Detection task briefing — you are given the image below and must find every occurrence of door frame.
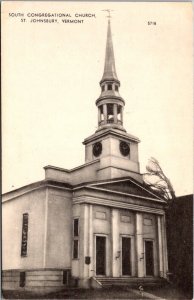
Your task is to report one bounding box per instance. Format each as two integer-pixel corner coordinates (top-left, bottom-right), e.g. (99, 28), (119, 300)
(144, 239), (155, 277)
(94, 234), (108, 276)
(120, 235), (135, 277)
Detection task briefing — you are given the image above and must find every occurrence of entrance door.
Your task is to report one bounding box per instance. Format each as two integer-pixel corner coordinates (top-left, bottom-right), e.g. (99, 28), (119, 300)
(122, 237), (131, 276)
(96, 236), (106, 275)
(145, 240), (154, 276)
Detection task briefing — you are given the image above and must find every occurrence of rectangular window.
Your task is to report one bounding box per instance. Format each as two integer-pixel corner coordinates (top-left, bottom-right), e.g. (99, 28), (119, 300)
(74, 219), (79, 237)
(73, 218), (79, 259)
(21, 213), (29, 257)
(73, 240), (79, 259)
(19, 272), (26, 287)
(115, 85), (118, 91)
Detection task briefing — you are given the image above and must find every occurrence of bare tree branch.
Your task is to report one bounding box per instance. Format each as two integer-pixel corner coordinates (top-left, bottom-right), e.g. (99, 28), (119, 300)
(143, 157), (176, 205)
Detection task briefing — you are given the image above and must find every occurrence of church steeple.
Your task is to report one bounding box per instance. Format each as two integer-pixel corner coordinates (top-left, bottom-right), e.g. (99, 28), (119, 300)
(96, 19), (125, 133)
(83, 18), (140, 180)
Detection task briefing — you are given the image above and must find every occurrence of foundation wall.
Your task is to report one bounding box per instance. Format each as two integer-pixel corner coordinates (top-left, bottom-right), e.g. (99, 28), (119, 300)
(2, 269), (71, 292)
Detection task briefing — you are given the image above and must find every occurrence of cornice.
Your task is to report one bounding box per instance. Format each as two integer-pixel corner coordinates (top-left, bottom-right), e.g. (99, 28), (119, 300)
(73, 195), (165, 215)
(85, 186), (165, 203)
(96, 95), (125, 106)
(2, 180), (72, 203)
(83, 128), (140, 145)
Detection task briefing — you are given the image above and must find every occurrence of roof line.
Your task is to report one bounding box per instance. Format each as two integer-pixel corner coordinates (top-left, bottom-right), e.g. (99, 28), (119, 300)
(129, 178), (163, 200)
(44, 159), (99, 172)
(88, 177), (163, 201)
(2, 180), (72, 200)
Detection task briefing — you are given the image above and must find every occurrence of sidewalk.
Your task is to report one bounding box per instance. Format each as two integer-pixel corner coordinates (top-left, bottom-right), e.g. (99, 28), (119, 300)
(144, 286), (192, 300)
(2, 285), (192, 300)
(129, 288), (167, 300)
(2, 287), (150, 299)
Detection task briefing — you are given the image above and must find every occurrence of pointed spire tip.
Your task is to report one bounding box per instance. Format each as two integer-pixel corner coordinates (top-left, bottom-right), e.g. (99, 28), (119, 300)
(101, 18), (118, 83)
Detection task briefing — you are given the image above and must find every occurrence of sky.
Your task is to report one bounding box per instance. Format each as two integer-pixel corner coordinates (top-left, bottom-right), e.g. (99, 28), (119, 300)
(2, 1), (193, 196)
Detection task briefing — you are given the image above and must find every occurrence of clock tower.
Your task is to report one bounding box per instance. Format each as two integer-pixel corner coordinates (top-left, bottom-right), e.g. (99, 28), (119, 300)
(83, 20), (142, 183)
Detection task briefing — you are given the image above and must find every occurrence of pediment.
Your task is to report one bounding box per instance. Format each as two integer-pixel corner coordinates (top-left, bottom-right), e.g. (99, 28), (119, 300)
(88, 178), (161, 200)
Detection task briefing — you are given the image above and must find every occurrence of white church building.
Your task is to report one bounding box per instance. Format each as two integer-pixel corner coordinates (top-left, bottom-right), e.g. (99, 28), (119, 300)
(2, 20), (168, 292)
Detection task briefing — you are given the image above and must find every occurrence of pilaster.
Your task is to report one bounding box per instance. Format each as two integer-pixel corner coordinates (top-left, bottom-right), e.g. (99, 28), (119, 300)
(135, 212), (144, 277)
(157, 215), (164, 277)
(161, 214), (168, 278)
(81, 204), (89, 279)
(111, 209), (120, 277)
(43, 188), (49, 268)
(88, 205), (93, 277)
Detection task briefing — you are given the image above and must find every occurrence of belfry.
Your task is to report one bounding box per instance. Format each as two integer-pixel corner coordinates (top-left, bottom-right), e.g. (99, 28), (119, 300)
(2, 18), (168, 292)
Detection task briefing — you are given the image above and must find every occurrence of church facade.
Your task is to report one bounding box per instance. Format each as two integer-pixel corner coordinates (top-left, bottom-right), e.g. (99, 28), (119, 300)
(2, 20), (168, 292)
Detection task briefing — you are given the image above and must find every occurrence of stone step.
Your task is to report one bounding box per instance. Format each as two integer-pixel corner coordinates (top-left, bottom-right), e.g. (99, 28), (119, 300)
(95, 277), (166, 288)
(99, 282), (163, 287)
(96, 277), (162, 282)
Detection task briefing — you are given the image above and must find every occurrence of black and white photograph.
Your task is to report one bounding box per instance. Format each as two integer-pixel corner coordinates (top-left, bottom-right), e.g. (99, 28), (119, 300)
(2, 1), (193, 299)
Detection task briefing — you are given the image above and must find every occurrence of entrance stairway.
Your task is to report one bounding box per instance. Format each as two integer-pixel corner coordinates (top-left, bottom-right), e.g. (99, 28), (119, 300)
(95, 277), (167, 288)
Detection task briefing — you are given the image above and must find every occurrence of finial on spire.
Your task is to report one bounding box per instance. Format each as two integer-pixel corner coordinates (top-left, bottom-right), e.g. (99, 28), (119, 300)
(102, 9), (114, 19)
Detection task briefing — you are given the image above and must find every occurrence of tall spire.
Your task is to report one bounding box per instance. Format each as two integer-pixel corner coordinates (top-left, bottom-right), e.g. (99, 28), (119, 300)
(95, 18), (125, 133)
(101, 20), (118, 83)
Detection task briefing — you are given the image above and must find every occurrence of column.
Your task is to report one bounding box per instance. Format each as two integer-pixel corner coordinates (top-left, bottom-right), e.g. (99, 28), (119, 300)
(157, 215), (164, 277)
(98, 107), (101, 125)
(111, 209), (120, 277)
(120, 107), (123, 124)
(135, 213), (144, 277)
(113, 104), (117, 123)
(103, 104), (107, 123)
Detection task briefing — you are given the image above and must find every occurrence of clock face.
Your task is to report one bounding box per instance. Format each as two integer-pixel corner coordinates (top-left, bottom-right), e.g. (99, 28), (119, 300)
(120, 141), (130, 156)
(93, 142), (102, 157)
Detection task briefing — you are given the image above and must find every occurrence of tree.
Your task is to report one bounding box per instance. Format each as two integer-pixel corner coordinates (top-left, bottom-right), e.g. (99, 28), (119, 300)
(143, 157), (176, 204)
